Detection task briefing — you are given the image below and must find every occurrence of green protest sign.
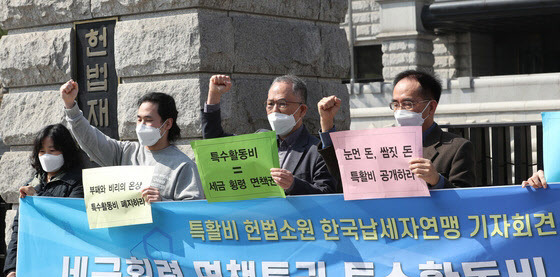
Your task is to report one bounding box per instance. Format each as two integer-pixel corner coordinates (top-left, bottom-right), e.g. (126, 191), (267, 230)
(192, 131), (285, 202)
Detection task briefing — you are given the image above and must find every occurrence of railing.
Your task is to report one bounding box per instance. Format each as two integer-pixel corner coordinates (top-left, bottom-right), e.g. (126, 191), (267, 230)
(439, 122), (542, 186)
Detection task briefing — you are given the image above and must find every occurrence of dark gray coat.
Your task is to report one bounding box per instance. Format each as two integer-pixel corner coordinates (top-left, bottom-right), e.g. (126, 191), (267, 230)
(201, 109), (337, 194)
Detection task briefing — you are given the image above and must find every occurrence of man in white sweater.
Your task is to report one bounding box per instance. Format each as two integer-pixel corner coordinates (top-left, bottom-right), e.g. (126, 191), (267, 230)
(60, 80), (204, 202)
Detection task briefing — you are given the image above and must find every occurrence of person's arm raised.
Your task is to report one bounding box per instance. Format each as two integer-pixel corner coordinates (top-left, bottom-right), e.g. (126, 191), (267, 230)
(60, 80), (79, 109)
(202, 75), (234, 139)
(207, 75), (232, 105)
(318, 95), (341, 133)
(60, 80), (127, 166)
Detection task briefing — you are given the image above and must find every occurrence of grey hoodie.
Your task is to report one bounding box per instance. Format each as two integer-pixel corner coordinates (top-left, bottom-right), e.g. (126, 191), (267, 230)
(64, 103), (204, 201)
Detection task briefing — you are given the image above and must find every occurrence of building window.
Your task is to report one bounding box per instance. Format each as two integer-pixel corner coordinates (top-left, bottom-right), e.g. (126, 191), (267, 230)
(494, 32), (560, 75)
(472, 30), (560, 77)
(353, 45), (383, 82)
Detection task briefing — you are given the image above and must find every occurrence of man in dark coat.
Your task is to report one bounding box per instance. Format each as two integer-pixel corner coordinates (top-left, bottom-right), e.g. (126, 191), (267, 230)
(317, 70), (475, 189)
(201, 75), (336, 195)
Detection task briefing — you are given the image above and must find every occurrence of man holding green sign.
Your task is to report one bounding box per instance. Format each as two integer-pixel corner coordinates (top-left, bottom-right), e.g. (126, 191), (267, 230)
(200, 74), (336, 196)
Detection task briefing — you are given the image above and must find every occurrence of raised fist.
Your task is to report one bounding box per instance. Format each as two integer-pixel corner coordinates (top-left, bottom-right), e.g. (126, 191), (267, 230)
(317, 95), (341, 131)
(207, 75), (232, 104)
(60, 80), (79, 109)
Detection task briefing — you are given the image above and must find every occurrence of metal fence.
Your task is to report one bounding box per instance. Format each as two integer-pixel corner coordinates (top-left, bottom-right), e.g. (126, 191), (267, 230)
(440, 122), (543, 186)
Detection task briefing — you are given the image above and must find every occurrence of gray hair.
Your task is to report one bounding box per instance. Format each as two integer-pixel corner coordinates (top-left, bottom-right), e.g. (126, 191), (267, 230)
(272, 75), (307, 104)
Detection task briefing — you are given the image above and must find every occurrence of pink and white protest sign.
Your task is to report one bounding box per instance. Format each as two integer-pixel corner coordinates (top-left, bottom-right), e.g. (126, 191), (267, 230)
(330, 126), (430, 200)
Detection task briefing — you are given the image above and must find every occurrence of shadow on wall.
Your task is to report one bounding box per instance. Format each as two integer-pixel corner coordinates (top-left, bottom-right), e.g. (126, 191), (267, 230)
(0, 138), (7, 157)
(0, 27), (9, 157)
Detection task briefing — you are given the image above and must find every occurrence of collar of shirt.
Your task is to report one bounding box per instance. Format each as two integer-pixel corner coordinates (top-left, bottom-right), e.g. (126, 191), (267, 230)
(422, 122), (437, 141)
(278, 124), (305, 150)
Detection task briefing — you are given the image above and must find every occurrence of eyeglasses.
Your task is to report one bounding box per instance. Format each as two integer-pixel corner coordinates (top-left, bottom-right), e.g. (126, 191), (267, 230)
(389, 100), (431, 110)
(265, 99), (304, 111)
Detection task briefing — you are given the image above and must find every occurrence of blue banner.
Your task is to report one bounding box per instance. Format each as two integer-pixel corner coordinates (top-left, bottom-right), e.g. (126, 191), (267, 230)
(18, 185), (559, 276)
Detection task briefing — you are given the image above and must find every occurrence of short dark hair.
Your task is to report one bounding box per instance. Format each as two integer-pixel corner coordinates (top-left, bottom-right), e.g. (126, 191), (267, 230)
(137, 92), (181, 142)
(272, 75), (308, 104)
(31, 124), (83, 175)
(393, 70), (442, 103)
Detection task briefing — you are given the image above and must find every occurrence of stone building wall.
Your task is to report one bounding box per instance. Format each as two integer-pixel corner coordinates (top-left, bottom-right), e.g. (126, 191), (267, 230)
(0, 0), (351, 246)
(344, 0), (474, 82)
(433, 33), (466, 79)
(343, 0), (559, 133)
(341, 0), (381, 43)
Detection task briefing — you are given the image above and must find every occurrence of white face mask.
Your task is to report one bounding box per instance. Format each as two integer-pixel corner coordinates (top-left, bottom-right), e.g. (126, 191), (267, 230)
(136, 119), (168, 147)
(39, 154), (64, 173)
(268, 106), (302, 137)
(394, 100), (432, 127)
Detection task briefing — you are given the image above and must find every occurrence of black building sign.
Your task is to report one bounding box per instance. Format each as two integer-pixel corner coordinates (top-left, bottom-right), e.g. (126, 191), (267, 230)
(75, 18), (119, 139)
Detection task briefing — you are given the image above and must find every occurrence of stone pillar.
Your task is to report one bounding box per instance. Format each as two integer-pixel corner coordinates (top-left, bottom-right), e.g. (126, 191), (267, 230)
(376, 0), (434, 81)
(341, 0), (381, 43)
(0, 0), (351, 243)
